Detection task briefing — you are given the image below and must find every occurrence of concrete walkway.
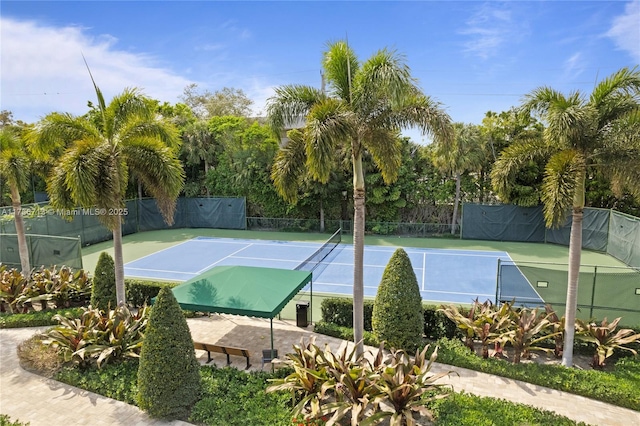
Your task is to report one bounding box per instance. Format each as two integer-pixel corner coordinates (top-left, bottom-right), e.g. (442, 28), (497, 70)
(1, 316), (639, 426)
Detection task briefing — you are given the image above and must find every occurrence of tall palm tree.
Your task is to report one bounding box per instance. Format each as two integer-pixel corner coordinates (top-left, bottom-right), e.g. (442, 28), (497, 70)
(268, 40), (453, 355)
(432, 122), (484, 234)
(29, 85), (184, 305)
(0, 127), (31, 272)
(491, 67), (640, 366)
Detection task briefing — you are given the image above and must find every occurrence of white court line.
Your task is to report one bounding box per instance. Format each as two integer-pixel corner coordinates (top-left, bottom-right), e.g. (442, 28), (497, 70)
(231, 255), (305, 264)
(125, 239), (193, 264)
(125, 267), (198, 275)
(195, 243), (254, 274)
(502, 253), (545, 303)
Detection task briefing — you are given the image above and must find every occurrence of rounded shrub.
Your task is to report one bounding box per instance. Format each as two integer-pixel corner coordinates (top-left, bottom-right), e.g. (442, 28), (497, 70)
(372, 248), (423, 351)
(90, 252), (116, 309)
(137, 286), (202, 419)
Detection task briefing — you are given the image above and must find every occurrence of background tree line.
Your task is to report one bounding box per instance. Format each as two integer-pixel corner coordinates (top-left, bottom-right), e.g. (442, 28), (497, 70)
(2, 84), (639, 223)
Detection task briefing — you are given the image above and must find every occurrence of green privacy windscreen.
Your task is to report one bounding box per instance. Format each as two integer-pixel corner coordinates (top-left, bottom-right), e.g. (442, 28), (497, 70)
(462, 203), (639, 269)
(0, 233), (82, 271)
(0, 197), (247, 248)
(461, 204), (546, 242)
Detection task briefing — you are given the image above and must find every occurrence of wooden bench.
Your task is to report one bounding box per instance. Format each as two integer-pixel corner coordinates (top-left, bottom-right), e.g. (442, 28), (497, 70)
(193, 341), (251, 369)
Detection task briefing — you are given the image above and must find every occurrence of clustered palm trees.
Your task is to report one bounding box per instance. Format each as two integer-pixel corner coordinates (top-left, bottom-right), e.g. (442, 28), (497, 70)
(2, 40), (639, 368)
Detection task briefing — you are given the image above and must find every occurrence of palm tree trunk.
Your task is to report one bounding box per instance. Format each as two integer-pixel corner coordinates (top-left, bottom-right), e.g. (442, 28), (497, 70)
(561, 207), (583, 367)
(452, 172), (461, 234)
(319, 199), (325, 232)
(138, 179), (143, 200)
(352, 152), (366, 357)
(10, 185), (30, 273)
(112, 214), (126, 306)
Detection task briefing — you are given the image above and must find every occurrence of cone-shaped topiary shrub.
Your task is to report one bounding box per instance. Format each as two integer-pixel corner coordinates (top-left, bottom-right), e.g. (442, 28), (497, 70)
(372, 248), (424, 351)
(90, 252), (116, 309)
(137, 286), (202, 419)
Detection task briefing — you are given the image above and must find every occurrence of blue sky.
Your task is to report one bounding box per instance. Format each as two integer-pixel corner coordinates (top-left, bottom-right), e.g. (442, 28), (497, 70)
(1, 0), (639, 143)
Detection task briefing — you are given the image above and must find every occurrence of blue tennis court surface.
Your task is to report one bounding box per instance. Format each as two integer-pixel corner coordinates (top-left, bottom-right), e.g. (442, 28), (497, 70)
(124, 236), (542, 305)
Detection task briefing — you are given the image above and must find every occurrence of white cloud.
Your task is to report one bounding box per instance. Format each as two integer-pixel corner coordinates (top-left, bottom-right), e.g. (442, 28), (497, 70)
(606, 0), (640, 62)
(460, 3), (515, 59)
(0, 17), (193, 123)
(563, 52), (585, 78)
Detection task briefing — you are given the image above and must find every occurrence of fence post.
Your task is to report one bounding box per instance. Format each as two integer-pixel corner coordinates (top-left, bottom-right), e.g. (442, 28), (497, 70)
(589, 266), (597, 319)
(495, 258), (501, 305)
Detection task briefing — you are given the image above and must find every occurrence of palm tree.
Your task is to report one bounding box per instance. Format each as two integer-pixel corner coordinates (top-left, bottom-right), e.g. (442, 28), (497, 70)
(267, 40), (453, 355)
(0, 127), (31, 272)
(181, 120), (217, 197)
(29, 85), (184, 305)
(432, 122), (484, 234)
(491, 67), (640, 366)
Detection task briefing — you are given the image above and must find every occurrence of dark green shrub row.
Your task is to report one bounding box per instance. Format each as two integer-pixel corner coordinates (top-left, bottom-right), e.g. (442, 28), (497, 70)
(429, 391), (589, 425)
(191, 366), (292, 426)
(51, 357), (591, 425)
(313, 321), (378, 347)
(320, 297), (374, 330)
(433, 337), (640, 412)
(55, 360), (140, 405)
(0, 307), (83, 329)
(320, 297), (462, 340)
(125, 279), (177, 307)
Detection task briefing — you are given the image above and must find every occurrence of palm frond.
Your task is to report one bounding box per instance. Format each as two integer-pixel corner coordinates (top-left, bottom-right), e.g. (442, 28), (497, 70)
(590, 66), (640, 107)
(53, 138), (106, 208)
(119, 119), (180, 152)
(104, 88), (152, 141)
(266, 85), (325, 135)
(122, 139), (185, 225)
(0, 129), (30, 191)
(541, 150), (585, 227)
(305, 99), (354, 183)
(323, 40), (359, 102)
(28, 113), (100, 160)
(491, 138), (553, 202)
(270, 129), (307, 203)
(394, 94), (454, 146)
(362, 127), (402, 184)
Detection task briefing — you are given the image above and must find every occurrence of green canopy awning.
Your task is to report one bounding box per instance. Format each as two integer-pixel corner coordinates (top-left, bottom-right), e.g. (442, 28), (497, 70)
(170, 265), (312, 319)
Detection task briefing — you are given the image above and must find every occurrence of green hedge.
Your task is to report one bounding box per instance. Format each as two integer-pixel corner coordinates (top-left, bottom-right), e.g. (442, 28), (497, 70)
(313, 321), (379, 347)
(319, 297), (460, 340)
(0, 307), (84, 329)
(430, 392), (589, 425)
(433, 337), (640, 412)
(125, 279), (177, 308)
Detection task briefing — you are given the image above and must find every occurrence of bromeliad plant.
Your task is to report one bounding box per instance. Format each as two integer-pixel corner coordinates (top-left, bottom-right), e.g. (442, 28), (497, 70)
(367, 345), (450, 426)
(42, 304), (149, 368)
(0, 264), (29, 313)
(495, 307), (558, 364)
(268, 338), (451, 426)
(439, 299), (514, 359)
(575, 317), (640, 369)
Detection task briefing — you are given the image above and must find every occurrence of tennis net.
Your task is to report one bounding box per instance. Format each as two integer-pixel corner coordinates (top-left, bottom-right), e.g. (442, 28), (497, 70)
(295, 228), (341, 272)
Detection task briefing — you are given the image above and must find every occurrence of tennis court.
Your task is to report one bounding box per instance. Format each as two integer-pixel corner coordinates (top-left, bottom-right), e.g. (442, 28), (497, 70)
(124, 232), (541, 305)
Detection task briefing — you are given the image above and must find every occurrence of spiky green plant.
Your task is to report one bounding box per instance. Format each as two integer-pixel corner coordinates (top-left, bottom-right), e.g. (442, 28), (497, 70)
(366, 345), (450, 426)
(576, 317), (640, 369)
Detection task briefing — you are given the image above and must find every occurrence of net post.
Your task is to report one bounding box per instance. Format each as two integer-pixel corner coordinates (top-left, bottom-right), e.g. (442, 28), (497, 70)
(495, 258), (501, 305)
(589, 266), (597, 319)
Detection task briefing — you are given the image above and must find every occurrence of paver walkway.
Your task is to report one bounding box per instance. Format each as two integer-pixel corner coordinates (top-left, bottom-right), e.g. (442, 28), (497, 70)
(1, 315), (639, 426)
